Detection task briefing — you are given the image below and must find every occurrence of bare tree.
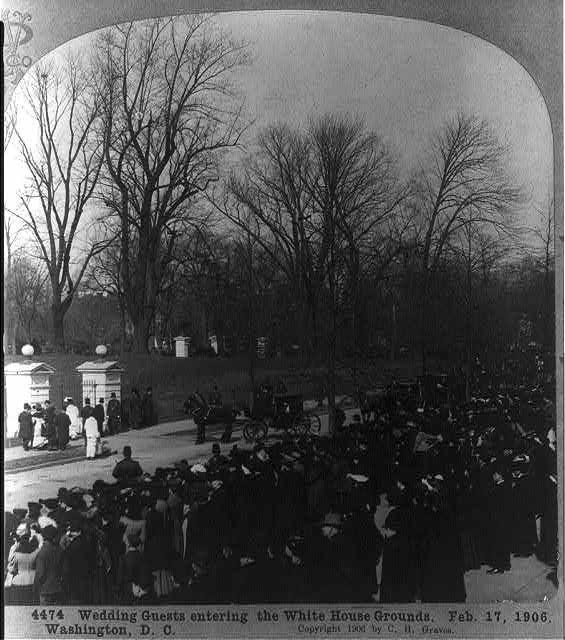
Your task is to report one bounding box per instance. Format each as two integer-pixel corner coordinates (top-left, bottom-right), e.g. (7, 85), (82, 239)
(447, 223), (508, 399)
(3, 215), (24, 354)
(12, 59), (106, 350)
(223, 124), (317, 359)
(531, 195), (555, 352)
(11, 253), (49, 344)
(87, 240), (130, 349)
(222, 114), (405, 431)
(306, 113), (405, 431)
(3, 104), (20, 354)
(96, 16), (248, 352)
(4, 102), (17, 151)
(413, 112), (523, 374)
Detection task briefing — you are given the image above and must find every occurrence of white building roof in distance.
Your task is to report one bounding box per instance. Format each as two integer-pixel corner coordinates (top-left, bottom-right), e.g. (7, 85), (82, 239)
(76, 361), (124, 372)
(4, 362), (56, 375)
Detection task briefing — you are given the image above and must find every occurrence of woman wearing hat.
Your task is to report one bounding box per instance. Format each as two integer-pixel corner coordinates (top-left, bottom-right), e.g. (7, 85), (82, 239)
(60, 518), (92, 604)
(34, 525), (63, 605)
(119, 497), (147, 552)
(65, 398), (81, 440)
(145, 498), (178, 599)
(32, 404), (47, 449)
(4, 522), (42, 604)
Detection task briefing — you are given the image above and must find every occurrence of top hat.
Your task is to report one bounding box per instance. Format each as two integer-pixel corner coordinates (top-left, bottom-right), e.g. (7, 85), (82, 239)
(13, 508), (28, 521)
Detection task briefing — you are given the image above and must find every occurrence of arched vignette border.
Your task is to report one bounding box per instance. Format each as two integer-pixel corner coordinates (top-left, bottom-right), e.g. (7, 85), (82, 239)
(3, 0), (563, 607)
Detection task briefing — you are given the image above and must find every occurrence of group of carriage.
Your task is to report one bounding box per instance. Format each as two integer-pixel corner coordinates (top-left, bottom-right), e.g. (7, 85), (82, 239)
(183, 372), (456, 443)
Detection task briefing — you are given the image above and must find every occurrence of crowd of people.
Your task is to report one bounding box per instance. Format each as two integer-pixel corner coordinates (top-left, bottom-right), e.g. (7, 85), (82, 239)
(16, 387), (158, 454)
(5, 364), (559, 605)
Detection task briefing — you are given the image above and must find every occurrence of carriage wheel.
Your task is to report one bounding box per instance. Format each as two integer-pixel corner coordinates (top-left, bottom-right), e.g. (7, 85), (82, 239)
(293, 413), (318, 436)
(243, 422), (255, 442)
(307, 413), (321, 434)
(243, 420), (268, 442)
(255, 419), (268, 442)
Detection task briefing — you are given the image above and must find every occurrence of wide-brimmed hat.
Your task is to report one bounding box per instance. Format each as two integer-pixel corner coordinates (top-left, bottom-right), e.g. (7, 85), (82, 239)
(39, 498), (59, 511)
(127, 531), (142, 547)
(320, 512), (342, 528)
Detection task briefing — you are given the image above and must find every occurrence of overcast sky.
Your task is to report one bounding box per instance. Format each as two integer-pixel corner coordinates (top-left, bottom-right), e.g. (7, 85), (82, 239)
(219, 11), (552, 212)
(6, 10), (553, 234)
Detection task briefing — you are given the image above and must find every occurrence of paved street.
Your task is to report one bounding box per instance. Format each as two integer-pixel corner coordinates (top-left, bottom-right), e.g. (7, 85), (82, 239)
(5, 416), (254, 507)
(5, 415), (557, 604)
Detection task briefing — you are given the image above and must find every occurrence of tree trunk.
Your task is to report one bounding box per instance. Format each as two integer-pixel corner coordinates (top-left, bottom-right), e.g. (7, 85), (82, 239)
(131, 307), (153, 353)
(126, 242), (158, 352)
(326, 338), (337, 435)
(465, 229), (473, 402)
(246, 238), (256, 397)
(391, 301), (397, 361)
(3, 312), (17, 355)
(50, 303), (67, 351)
(420, 275), (429, 377)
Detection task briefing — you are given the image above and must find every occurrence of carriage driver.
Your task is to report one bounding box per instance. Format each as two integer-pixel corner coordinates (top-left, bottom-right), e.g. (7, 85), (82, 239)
(191, 389), (209, 445)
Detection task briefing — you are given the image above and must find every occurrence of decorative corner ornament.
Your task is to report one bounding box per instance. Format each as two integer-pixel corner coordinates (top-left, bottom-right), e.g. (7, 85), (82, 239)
(2, 9), (33, 89)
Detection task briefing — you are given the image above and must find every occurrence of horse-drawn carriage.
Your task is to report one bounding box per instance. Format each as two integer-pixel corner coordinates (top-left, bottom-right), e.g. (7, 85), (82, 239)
(184, 385), (321, 443)
(241, 387), (321, 441)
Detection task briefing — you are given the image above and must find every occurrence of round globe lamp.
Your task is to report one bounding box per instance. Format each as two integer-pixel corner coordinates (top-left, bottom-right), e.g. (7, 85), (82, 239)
(21, 344), (34, 358)
(95, 344), (108, 358)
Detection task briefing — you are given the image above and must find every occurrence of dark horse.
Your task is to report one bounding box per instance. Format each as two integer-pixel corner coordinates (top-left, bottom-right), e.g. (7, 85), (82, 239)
(184, 392), (236, 444)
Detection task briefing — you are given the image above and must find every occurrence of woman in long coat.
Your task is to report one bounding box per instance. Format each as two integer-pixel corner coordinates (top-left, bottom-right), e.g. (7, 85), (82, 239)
(145, 501), (177, 599)
(379, 500), (417, 603)
(5, 523), (42, 604)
